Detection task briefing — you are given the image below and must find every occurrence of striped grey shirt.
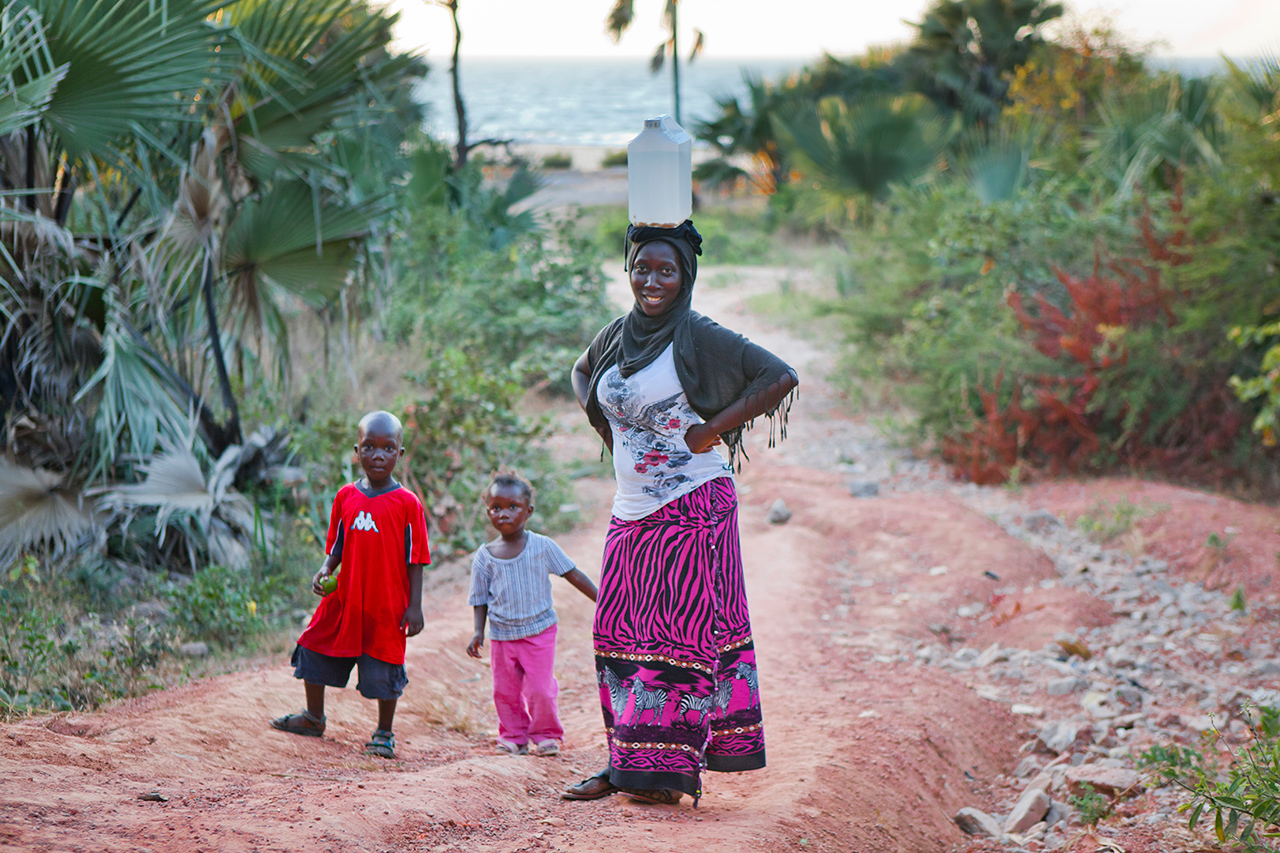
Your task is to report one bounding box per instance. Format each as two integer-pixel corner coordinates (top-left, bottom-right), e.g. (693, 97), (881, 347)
(467, 532), (575, 641)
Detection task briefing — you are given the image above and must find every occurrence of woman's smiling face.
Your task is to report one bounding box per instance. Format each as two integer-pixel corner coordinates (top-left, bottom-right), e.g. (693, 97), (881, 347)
(629, 242), (683, 317)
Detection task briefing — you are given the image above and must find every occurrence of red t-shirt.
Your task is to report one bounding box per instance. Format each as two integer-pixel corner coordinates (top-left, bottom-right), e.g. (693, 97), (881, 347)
(297, 482), (431, 664)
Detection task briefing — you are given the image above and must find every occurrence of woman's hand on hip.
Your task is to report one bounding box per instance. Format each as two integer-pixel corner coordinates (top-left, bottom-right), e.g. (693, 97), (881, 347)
(684, 422), (723, 454)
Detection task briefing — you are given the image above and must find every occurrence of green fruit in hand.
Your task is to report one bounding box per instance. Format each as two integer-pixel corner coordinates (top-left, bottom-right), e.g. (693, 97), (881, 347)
(319, 569), (339, 595)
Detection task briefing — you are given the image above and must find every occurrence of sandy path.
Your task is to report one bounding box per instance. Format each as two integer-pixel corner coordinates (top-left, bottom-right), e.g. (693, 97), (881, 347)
(5, 256), (1273, 852)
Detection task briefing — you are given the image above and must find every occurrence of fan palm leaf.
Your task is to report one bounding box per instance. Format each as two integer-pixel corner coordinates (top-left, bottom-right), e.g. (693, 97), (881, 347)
(956, 120), (1044, 203)
(99, 440), (255, 567)
(1087, 76), (1223, 197)
(75, 313), (198, 481)
(0, 458), (94, 567)
(0, 7), (68, 138)
(773, 93), (954, 220)
(13, 0), (229, 163)
(222, 179), (376, 313)
(1224, 51), (1280, 116)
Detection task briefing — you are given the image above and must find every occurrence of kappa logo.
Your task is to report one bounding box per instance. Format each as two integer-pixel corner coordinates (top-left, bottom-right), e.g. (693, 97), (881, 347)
(351, 510), (380, 533)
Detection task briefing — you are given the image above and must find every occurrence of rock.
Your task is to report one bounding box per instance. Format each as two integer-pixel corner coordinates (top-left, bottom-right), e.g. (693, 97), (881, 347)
(178, 641), (209, 658)
(1025, 762), (1070, 795)
(954, 807), (1003, 837)
(1013, 756), (1043, 779)
(1003, 787), (1051, 834)
(1082, 691), (1120, 719)
(1113, 685), (1144, 708)
(1064, 765), (1143, 799)
(1046, 677), (1088, 696)
(1044, 800), (1069, 828)
(847, 481), (879, 498)
(1036, 721), (1093, 754)
(1184, 715), (1217, 735)
(1012, 704), (1044, 717)
(128, 602), (172, 623)
(1023, 510), (1063, 533)
(977, 642), (1010, 667)
(1249, 660), (1280, 678)
(766, 498), (792, 524)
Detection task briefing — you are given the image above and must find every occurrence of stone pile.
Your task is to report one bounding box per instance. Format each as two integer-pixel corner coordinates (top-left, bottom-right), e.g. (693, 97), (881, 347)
(914, 503), (1279, 851)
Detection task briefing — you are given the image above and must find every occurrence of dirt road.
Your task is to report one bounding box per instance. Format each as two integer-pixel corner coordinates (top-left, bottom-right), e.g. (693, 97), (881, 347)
(3, 263), (1277, 853)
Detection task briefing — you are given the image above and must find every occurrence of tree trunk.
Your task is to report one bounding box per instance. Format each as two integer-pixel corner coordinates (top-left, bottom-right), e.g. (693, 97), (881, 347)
(448, 1), (468, 169)
(670, 2), (681, 125)
(201, 252), (242, 452)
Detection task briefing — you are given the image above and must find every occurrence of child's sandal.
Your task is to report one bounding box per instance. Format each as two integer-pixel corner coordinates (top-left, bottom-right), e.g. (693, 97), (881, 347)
(532, 739), (560, 757)
(364, 729), (396, 759)
(495, 740), (528, 755)
(270, 709), (326, 737)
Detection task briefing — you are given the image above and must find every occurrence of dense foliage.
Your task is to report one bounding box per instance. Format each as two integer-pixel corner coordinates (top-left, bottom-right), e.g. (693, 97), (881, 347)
(696, 1), (1280, 491)
(0, 0), (611, 713)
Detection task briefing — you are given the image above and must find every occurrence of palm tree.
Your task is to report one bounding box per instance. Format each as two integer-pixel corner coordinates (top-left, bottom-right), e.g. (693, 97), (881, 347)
(771, 93), (954, 223)
(605, 0), (704, 125)
(0, 0), (423, 565)
(902, 0), (1064, 127)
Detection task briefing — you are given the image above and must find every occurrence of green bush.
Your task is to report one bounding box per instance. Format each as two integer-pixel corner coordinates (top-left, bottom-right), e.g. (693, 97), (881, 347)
(1139, 707), (1280, 851)
(600, 149), (628, 168)
(165, 564), (269, 649)
(400, 348), (575, 557)
(541, 152), (573, 170)
(391, 209), (612, 396)
(0, 580), (171, 715)
(1068, 782), (1113, 826)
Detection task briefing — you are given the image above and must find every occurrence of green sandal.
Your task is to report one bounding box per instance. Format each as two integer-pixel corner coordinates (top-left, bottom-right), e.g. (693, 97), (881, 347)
(270, 709), (326, 737)
(365, 729), (396, 759)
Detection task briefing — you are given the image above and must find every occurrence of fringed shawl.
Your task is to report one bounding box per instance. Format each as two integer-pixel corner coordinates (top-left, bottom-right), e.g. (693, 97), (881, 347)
(584, 311), (797, 471)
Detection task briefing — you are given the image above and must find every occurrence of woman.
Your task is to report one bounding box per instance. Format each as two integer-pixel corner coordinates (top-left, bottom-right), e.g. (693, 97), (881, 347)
(564, 220), (798, 806)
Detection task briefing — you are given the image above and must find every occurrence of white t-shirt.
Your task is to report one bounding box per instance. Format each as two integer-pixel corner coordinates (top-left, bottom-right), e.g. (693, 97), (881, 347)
(597, 343), (732, 520)
(467, 532), (575, 641)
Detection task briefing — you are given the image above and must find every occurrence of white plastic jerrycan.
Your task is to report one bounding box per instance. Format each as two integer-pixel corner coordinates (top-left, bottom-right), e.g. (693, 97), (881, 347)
(627, 115), (692, 228)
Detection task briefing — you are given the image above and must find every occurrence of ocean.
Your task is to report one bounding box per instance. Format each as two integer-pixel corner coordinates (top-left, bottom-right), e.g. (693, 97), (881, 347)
(412, 56), (810, 148)
(411, 55), (1229, 150)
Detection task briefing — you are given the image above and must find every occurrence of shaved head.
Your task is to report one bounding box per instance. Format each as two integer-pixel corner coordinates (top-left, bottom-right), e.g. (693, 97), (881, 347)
(357, 410), (403, 442)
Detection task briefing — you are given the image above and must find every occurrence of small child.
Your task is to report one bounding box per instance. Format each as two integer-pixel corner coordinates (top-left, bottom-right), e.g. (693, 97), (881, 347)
(466, 472), (598, 756)
(271, 410), (430, 760)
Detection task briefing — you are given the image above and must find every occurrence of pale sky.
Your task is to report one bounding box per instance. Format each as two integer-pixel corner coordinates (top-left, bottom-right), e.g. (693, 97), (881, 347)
(384, 0), (1280, 60)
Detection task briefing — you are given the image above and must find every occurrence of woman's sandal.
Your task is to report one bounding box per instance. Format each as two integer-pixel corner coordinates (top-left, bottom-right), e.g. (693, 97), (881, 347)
(621, 788), (683, 806)
(364, 729), (396, 759)
(270, 709), (326, 738)
(561, 770), (618, 800)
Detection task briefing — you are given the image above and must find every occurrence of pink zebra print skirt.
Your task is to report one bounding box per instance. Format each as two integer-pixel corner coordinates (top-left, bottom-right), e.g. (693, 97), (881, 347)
(594, 476), (765, 801)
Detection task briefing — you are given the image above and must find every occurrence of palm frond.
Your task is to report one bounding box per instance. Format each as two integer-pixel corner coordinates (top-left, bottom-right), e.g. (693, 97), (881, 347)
(0, 7), (69, 137)
(98, 441), (255, 567)
(24, 0), (231, 161)
(605, 0), (634, 42)
(75, 315), (199, 481)
(0, 459), (94, 567)
(222, 179), (377, 311)
(1224, 51), (1280, 114)
(773, 93), (953, 218)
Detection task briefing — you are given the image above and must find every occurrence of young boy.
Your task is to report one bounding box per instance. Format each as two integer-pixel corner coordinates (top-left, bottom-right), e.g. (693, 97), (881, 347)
(271, 410), (430, 759)
(466, 473), (598, 756)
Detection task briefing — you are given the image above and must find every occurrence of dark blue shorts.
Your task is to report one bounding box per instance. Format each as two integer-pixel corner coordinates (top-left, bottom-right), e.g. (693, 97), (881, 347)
(290, 645), (408, 700)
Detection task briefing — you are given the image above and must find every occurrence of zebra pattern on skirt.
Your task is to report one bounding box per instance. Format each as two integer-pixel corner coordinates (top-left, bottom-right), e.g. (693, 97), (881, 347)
(594, 476), (765, 801)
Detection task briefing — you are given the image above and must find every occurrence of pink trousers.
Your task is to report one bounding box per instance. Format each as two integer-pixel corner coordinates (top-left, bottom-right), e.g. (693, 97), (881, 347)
(490, 624), (563, 745)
